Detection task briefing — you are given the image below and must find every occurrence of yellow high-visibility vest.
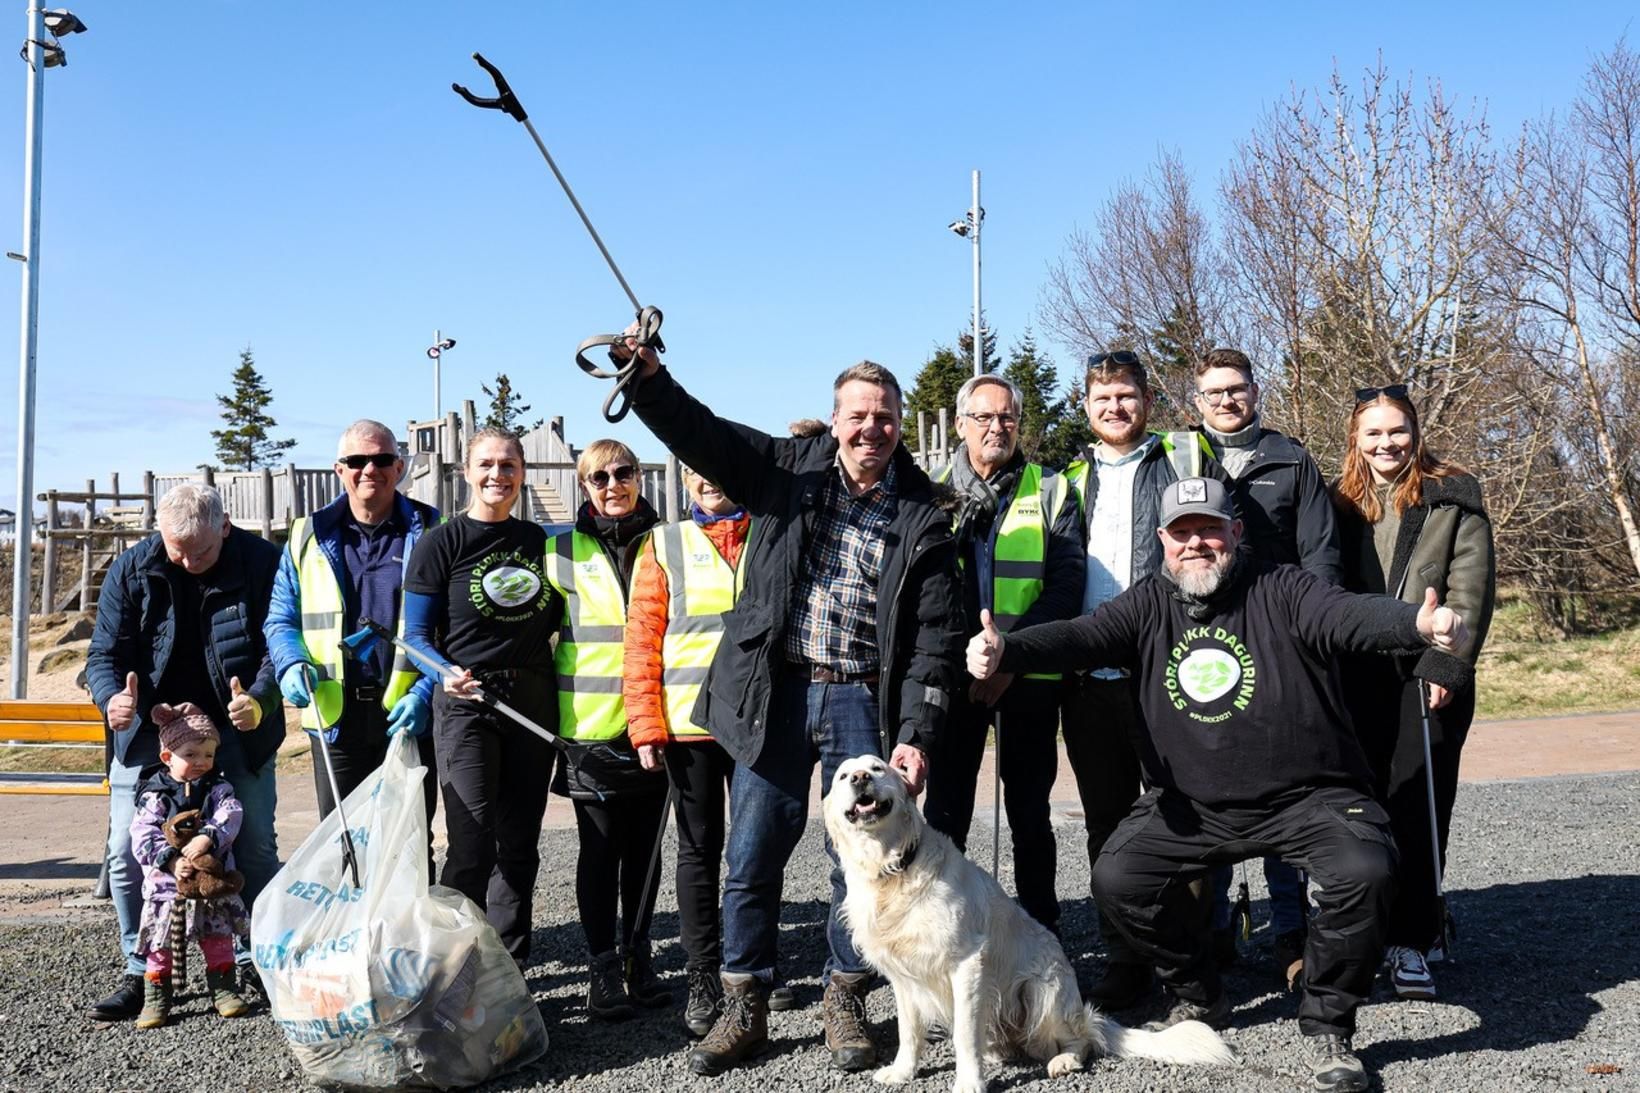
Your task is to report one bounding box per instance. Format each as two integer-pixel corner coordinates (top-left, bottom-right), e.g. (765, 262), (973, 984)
(544, 530), (631, 741)
(642, 517), (748, 740)
(1064, 430), (1210, 509)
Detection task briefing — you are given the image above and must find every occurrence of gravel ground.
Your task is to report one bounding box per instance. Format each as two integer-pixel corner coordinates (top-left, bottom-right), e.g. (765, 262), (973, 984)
(2, 772), (1636, 1092)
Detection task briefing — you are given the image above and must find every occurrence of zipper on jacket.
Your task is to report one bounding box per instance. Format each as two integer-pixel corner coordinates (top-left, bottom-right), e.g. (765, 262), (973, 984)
(878, 521), (950, 756)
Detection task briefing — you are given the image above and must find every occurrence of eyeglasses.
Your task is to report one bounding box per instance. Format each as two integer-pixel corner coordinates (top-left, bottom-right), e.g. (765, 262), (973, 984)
(1355, 384), (1409, 403)
(1197, 383), (1253, 407)
(339, 453), (397, 470)
(586, 464), (637, 488)
(962, 411), (1018, 431)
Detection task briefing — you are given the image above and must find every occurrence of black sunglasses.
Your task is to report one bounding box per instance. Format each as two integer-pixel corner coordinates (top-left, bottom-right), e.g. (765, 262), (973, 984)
(1088, 350), (1145, 371)
(339, 453), (397, 470)
(586, 464), (638, 488)
(1355, 384), (1410, 403)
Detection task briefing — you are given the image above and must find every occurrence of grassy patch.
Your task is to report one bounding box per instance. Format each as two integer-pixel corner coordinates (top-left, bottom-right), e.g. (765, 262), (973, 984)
(0, 744), (103, 774)
(1476, 597), (1640, 720)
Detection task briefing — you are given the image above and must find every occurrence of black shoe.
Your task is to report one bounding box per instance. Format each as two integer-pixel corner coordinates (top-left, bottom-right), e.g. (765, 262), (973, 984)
(623, 943), (672, 1008)
(1084, 962), (1154, 1011)
(588, 950), (636, 1021)
(89, 974), (145, 1021)
(767, 984), (798, 1011)
(1143, 992), (1231, 1031)
(1308, 1032), (1369, 1092)
(684, 965), (722, 1038)
(238, 961), (267, 1004)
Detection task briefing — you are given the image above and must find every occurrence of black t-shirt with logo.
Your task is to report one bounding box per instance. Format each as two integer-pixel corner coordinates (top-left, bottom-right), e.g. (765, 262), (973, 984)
(404, 514), (560, 672)
(998, 561), (1425, 807)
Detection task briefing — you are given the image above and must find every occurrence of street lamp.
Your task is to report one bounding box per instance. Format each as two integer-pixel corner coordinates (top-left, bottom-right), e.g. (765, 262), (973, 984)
(426, 332), (456, 421)
(8, 2), (85, 699)
(948, 170), (984, 377)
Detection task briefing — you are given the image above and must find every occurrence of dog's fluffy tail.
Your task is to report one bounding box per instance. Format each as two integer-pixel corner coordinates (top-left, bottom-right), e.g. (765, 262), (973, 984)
(1088, 1008), (1236, 1066)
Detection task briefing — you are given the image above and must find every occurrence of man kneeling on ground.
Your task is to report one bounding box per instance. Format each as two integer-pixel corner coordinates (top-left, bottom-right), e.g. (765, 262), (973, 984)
(966, 476), (1469, 1093)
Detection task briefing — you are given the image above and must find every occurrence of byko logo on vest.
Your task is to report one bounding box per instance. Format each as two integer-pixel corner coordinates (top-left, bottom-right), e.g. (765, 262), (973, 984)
(1164, 625), (1258, 723)
(470, 552), (547, 621)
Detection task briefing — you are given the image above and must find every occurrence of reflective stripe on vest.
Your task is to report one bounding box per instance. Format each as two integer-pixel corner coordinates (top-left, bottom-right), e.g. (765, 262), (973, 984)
(544, 531), (629, 741)
(287, 516), (419, 731)
(650, 519), (743, 740)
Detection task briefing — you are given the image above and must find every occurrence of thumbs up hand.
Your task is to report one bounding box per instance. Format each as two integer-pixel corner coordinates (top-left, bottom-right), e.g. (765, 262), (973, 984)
(106, 671), (139, 731)
(226, 675), (262, 732)
(1415, 587), (1468, 654)
(966, 608), (1006, 680)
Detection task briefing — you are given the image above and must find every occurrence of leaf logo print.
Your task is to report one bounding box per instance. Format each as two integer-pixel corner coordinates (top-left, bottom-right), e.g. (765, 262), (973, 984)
(481, 565), (542, 608)
(1178, 648), (1242, 704)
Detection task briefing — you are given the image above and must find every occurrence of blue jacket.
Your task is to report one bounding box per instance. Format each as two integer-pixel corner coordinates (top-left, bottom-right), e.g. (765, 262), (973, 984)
(87, 526), (284, 769)
(264, 492), (439, 708)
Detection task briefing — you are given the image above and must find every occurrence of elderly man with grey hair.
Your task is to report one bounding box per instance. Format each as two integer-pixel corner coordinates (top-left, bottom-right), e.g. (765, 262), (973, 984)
(264, 420), (440, 823)
(86, 482), (284, 1020)
(922, 373), (1085, 933)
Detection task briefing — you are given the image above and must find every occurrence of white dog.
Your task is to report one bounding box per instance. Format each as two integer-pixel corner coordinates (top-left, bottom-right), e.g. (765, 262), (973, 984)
(824, 754), (1235, 1093)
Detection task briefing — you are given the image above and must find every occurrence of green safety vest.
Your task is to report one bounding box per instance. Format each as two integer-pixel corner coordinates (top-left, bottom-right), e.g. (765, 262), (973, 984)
(1063, 430), (1211, 509)
(937, 461), (1070, 680)
(286, 515), (421, 730)
(645, 518), (749, 739)
(544, 530), (631, 741)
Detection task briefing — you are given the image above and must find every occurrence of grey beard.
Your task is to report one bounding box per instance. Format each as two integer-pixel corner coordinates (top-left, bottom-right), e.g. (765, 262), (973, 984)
(1163, 550), (1242, 620)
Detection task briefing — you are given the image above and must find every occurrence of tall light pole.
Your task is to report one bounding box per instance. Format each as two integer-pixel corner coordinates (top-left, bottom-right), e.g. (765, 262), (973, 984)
(9, 4), (85, 699)
(426, 331), (455, 422)
(948, 170), (984, 377)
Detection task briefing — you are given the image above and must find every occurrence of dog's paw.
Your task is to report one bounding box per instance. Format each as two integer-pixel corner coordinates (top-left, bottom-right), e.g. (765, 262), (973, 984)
(1047, 1052), (1082, 1077)
(949, 1077), (988, 1093)
(873, 1063), (915, 1086)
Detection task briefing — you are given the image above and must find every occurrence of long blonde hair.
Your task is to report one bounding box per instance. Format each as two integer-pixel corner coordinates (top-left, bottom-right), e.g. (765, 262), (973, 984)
(1333, 392), (1462, 523)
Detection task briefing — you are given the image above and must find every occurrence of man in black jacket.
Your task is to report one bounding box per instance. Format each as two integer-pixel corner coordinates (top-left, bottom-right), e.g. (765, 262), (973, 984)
(967, 477), (1469, 1093)
(625, 348), (964, 1076)
(85, 484), (283, 1020)
(1192, 347), (1343, 983)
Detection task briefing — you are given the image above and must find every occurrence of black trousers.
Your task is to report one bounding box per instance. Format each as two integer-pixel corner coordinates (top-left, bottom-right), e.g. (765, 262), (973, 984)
(308, 698), (437, 824)
(1060, 674), (1147, 963)
(923, 677), (1062, 930)
(572, 790), (669, 957)
(432, 673), (556, 964)
(666, 740), (735, 970)
(1092, 785), (1398, 1037)
(1353, 667), (1474, 951)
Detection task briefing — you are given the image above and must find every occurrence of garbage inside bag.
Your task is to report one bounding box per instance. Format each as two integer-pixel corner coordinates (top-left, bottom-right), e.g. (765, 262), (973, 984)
(253, 733), (547, 1088)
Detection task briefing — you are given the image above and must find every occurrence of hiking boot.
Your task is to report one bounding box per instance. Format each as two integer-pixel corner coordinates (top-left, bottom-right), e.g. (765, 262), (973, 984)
(1084, 962), (1154, 1011)
(1385, 945), (1436, 1000)
(1143, 992), (1231, 1031)
(689, 973), (769, 1076)
(135, 976), (171, 1029)
(1274, 927), (1307, 991)
(1308, 1032), (1369, 1092)
(767, 983), (798, 1011)
(820, 971), (876, 1071)
(623, 942), (672, 1008)
(684, 965), (723, 1038)
(89, 973), (145, 1021)
(588, 950), (636, 1021)
(207, 966), (249, 1018)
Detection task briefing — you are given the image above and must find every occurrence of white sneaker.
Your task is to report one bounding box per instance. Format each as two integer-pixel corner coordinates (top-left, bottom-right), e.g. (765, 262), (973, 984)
(1386, 945), (1437, 1000)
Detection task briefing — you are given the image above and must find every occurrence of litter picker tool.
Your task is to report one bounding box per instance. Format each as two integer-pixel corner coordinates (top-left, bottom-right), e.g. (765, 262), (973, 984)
(453, 53), (664, 423)
(991, 710), (1003, 878)
(630, 780), (679, 955)
(302, 665), (362, 890)
(1417, 680), (1454, 960)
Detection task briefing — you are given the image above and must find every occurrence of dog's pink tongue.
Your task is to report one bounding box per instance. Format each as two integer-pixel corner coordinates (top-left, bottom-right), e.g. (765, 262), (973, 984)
(856, 798), (879, 815)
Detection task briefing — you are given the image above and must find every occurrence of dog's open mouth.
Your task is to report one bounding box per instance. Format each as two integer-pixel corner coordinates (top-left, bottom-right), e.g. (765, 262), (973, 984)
(845, 790), (893, 824)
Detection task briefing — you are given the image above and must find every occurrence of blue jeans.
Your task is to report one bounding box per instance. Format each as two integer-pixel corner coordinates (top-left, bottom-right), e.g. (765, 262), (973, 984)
(721, 675), (881, 982)
(1210, 856), (1309, 936)
(107, 729), (280, 975)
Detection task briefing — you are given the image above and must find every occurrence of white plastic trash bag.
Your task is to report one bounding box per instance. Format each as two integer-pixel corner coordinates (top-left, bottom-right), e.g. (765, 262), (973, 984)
(253, 732), (548, 1089)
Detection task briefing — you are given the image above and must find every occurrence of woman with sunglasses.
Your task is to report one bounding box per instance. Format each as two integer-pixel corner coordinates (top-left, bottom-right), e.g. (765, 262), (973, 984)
(1332, 386), (1495, 1003)
(543, 439), (669, 1020)
(401, 426), (561, 966)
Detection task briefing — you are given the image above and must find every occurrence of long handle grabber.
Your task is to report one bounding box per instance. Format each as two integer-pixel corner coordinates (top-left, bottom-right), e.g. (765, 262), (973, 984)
(453, 52), (664, 423)
(1417, 681), (1454, 960)
(302, 665), (363, 890)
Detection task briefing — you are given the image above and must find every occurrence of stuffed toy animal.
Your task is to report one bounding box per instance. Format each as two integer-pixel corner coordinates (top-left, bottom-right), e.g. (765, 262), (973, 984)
(163, 809), (245, 901)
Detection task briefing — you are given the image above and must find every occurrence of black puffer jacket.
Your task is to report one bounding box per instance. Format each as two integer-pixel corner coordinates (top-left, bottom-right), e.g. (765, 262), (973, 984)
(631, 366), (965, 766)
(1196, 426), (1343, 583)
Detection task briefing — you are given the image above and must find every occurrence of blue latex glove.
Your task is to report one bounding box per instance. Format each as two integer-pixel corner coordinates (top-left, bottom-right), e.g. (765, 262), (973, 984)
(386, 692), (431, 737)
(280, 663), (314, 708)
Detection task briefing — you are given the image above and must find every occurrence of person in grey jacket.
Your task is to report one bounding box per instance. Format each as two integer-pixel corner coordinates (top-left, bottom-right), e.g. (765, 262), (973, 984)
(1333, 385), (1496, 1003)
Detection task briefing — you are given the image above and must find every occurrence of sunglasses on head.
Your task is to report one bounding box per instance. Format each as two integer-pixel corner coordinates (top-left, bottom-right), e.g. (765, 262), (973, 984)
(1088, 350), (1144, 370)
(339, 453), (397, 470)
(1355, 384), (1410, 403)
(586, 464), (637, 488)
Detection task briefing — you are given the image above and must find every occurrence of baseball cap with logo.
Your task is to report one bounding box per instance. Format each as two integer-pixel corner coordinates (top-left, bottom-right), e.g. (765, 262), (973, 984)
(1158, 476), (1235, 529)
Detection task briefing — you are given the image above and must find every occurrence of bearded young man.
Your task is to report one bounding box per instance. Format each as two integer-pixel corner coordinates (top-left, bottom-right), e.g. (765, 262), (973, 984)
(966, 477), (1471, 1093)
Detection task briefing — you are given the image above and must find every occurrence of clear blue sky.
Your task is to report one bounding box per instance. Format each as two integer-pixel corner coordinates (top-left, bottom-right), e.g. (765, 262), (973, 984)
(0, 1), (1632, 514)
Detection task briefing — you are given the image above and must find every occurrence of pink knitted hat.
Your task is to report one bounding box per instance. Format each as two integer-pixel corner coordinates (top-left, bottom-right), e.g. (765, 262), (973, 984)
(152, 702), (220, 753)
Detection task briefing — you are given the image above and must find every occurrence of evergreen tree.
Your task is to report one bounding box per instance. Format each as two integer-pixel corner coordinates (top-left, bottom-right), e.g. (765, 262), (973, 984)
(1034, 379), (1096, 471)
(1000, 330), (1059, 462)
(211, 346), (296, 470)
(481, 373), (544, 435)
(904, 342), (972, 453)
(957, 322), (1000, 376)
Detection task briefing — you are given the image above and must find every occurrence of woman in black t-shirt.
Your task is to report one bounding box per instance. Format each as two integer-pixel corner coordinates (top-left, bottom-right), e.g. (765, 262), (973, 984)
(402, 426), (561, 965)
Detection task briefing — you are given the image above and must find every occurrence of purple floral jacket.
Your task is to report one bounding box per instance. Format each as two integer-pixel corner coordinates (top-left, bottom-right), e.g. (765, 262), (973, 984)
(129, 768), (243, 902)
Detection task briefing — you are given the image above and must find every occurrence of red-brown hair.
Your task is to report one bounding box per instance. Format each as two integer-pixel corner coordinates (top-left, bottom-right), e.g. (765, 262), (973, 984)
(1333, 392), (1462, 522)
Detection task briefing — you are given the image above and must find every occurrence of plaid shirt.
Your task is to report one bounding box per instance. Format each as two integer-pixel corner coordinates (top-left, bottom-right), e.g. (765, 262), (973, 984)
(783, 459), (899, 674)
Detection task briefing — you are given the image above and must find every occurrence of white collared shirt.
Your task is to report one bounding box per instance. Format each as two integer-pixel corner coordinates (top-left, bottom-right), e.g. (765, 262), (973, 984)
(1082, 436), (1156, 679)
